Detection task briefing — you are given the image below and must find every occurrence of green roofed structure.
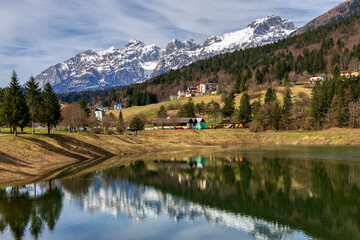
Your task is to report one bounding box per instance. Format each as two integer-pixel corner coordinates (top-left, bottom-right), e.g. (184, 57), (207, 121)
(195, 122), (209, 129)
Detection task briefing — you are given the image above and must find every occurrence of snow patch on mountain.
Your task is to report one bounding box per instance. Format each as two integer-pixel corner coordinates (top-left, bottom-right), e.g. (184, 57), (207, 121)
(34, 15), (297, 93)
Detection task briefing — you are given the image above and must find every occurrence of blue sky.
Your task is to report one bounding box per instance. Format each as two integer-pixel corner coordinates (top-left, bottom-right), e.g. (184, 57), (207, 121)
(0, 0), (343, 87)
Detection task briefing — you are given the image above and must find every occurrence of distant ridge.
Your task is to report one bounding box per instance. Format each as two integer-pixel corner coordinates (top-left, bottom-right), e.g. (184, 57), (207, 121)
(297, 0), (360, 34)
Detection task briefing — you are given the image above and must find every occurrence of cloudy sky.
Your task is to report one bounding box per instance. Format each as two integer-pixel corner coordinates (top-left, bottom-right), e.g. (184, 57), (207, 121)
(0, 0), (343, 87)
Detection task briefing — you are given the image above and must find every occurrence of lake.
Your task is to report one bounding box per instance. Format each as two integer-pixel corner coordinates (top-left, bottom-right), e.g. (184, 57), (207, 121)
(1, 145), (360, 240)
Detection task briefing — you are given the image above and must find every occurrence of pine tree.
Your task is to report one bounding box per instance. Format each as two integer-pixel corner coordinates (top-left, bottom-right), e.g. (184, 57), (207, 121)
(272, 102), (282, 130)
(25, 76), (41, 134)
(79, 97), (90, 116)
(116, 110), (125, 133)
(281, 87), (292, 129)
(178, 98), (195, 117)
(195, 101), (206, 115)
(255, 69), (263, 84)
(251, 99), (262, 121)
(283, 72), (290, 86)
(129, 115), (144, 135)
(333, 65), (340, 80)
(0, 71), (29, 136)
(157, 105), (168, 118)
(245, 67), (252, 80)
(234, 73), (241, 94)
(311, 81), (327, 127)
(264, 88), (277, 103)
(222, 93), (235, 120)
(238, 92), (252, 124)
(240, 76), (247, 92)
(0, 88), (4, 131)
(39, 83), (62, 134)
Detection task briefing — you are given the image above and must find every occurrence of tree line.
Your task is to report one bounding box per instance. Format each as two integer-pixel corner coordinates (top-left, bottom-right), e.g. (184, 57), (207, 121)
(0, 71), (61, 136)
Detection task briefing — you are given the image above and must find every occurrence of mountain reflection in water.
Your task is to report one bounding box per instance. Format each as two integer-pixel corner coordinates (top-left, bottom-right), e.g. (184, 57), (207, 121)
(2, 148), (360, 240)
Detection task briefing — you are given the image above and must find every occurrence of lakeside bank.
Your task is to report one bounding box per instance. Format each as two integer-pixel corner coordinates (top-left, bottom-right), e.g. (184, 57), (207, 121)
(0, 128), (359, 186)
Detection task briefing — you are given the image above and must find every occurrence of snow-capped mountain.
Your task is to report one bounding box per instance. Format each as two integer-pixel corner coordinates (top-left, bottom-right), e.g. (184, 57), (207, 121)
(35, 15), (297, 93)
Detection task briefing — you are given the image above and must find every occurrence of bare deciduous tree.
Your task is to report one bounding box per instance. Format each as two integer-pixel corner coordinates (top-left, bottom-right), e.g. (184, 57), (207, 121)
(61, 103), (88, 133)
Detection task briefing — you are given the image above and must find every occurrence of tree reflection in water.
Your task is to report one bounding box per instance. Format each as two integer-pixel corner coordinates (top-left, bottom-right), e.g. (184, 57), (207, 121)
(104, 155), (360, 240)
(0, 181), (62, 240)
(2, 152), (360, 240)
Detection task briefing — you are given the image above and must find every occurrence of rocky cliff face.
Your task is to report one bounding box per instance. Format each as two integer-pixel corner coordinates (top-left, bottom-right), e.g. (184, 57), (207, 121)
(34, 15), (297, 93)
(151, 14), (297, 78)
(296, 0), (360, 34)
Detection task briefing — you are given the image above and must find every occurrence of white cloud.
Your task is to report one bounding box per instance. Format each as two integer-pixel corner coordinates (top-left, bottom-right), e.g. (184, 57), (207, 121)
(0, 0), (343, 87)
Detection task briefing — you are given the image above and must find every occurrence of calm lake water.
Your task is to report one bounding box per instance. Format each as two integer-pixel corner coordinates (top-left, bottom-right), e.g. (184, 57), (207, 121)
(2, 145), (360, 240)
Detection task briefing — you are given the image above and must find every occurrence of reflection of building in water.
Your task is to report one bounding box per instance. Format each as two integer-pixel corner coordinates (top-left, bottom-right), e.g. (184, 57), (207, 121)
(196, 179), (207, 190)
(227, 154), (245, 162)
(65, 180), (303, 240)
(153, 157), (209, 169)
(190, 157), (208, 168)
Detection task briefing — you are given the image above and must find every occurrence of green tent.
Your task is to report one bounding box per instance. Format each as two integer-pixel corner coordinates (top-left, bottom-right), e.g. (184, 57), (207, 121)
(195, 122), (209, 129)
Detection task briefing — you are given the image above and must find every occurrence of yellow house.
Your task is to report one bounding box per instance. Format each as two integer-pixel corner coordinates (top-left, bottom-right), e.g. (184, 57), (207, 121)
(340, 71), (360, 78)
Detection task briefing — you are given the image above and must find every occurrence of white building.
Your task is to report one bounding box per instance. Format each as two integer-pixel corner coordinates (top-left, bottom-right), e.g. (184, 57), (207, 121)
(309, 76), (325, 84)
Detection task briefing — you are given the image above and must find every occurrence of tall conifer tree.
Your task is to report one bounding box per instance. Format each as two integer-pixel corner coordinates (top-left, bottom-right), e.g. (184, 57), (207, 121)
(222, 93), (235, 120)
(116, 110), (125, 133)
(39, 83), (62, 134)
(238, 92), (252, 124)
(282, 87), (292, 129)
(79, 98), (90, 116)
(0, 88), (4, 132)
(1, 71), (29, 136)
(25, 76), (41, 134)
(157, 105), (168, 118)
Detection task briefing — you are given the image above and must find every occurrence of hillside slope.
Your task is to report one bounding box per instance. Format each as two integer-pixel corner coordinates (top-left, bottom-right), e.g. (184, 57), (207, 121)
(297, 0), (360, 34)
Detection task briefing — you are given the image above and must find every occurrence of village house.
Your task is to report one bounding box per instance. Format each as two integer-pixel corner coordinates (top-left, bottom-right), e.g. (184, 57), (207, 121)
(309, 76), (325, 84)
(187, 87), (198, 94)
(176, 83), (218, 99)
(340, 71), (360, 78)
(177, 90), (186, 99)
(114, 103), (122, 110)
(169, 95), (178, 101)
(94, 106), (106, 121)
(196, 83), (218, 94)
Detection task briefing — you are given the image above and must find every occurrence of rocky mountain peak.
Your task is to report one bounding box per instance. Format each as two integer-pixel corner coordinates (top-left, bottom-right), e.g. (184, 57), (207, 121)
(248, 14), (296, 34)
(165, 38), (197, 55)
(124, 39), (145, 49)
(82, 49), (98, 56)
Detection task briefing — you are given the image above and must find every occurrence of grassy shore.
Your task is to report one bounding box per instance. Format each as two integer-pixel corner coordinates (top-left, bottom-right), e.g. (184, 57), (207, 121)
(0, 128), (359, 186)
